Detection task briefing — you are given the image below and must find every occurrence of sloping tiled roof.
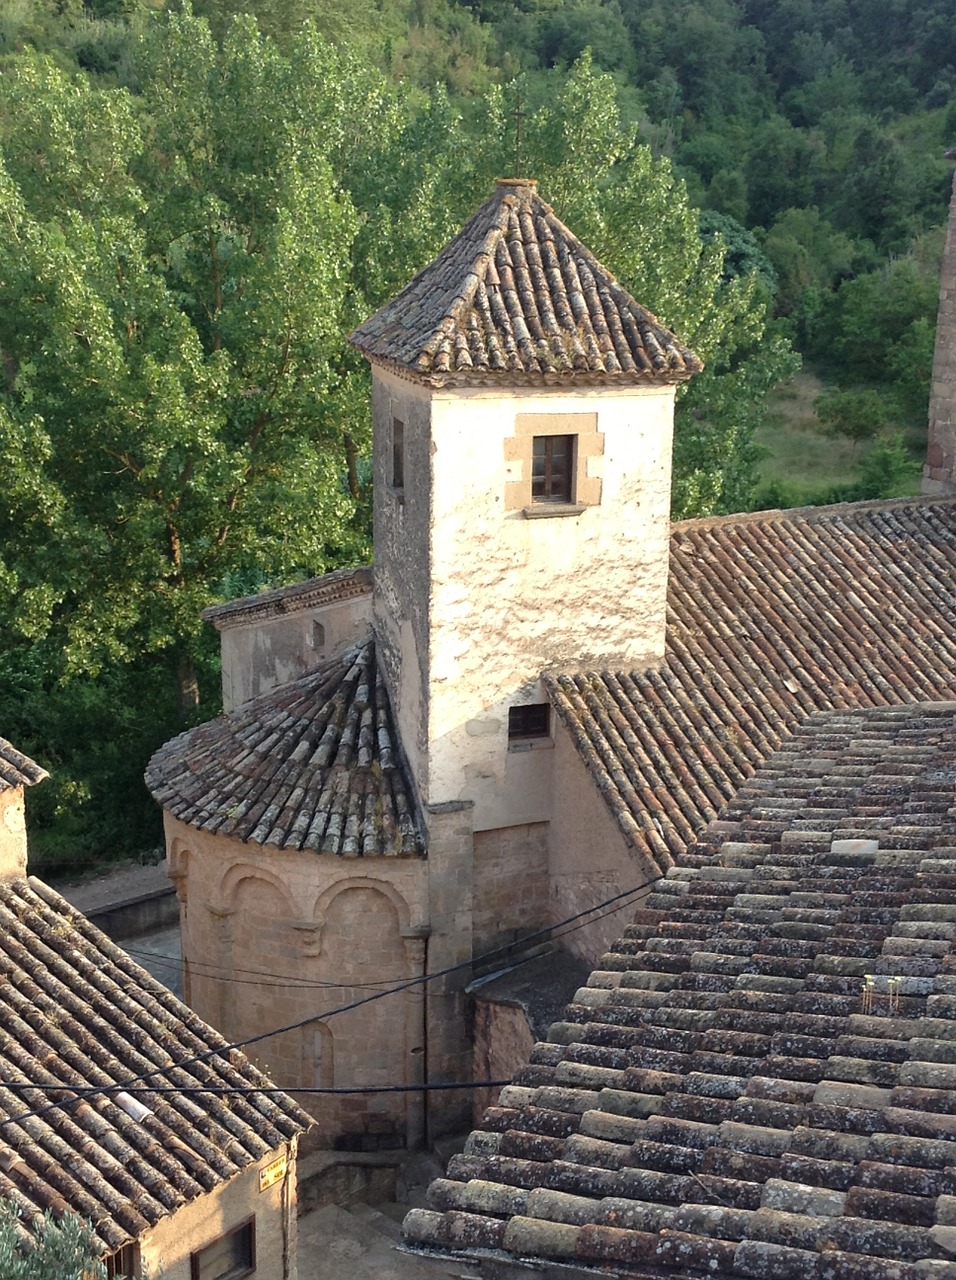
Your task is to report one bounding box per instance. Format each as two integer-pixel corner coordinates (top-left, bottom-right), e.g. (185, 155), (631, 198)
(406, 703), (956, 1278)
(349, 179), (702, 386)
(547, 498), (956, 879)
(0, 876), (310, 1255)
(0, 737), (48, 791)
(146, 638), (424, 856)
(202, 566), (372, 631)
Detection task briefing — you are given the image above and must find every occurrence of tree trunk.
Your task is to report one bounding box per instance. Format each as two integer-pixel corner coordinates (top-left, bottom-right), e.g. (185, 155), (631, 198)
(344, 432), (360, 502)
(177, 652), (201, 721)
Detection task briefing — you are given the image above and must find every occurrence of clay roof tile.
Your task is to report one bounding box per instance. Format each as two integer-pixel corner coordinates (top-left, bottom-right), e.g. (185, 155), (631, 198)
(349, 179), (702, 387)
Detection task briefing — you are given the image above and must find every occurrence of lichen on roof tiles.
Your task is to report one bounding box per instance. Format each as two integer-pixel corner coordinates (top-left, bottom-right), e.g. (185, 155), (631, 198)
(145, 638), (424, 856)
(547, 498), (956, 878)
(349, 179), (702, 386)
(0, 737), (48, 792)
(405, 704), (956, 1278)
(0, 877), (310, 1255)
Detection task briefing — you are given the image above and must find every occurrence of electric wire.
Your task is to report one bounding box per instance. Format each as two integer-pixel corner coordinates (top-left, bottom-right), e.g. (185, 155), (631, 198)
(122, 945), (410, 990)
(0, 872), (660, 1128)
(0, 1079), (513, 1097)
(124, 865), (645, 988)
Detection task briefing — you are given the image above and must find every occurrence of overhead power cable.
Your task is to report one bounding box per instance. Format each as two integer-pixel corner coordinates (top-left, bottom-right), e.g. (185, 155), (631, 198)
(0, 872), (660, 1128)
(0, 1079), (513, 1098)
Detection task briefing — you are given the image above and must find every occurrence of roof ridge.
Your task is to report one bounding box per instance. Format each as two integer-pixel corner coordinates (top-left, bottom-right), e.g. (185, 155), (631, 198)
(0, 736), (49, 791)
(672, 494), (956, 537)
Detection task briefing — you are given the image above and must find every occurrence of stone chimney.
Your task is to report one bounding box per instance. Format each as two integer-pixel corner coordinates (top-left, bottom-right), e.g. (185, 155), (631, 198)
(923, 148), (956, 496)
(0, 738), (48, 883)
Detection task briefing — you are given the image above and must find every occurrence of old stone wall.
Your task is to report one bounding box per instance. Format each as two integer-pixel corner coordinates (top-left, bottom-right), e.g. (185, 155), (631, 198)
(421, 800), (476, 1139)
(370, 373), (675, 830)
(371, 369), (434, 797)
(425, 382), (675, 828)
(165, 815), (431, 1150)
(217, 589), (372, 711)
(547, 720), (654, 966)
(925, 160), (956, 495)
(0, 787), (27, 883)
(471, 997), (535, 1123)
(472, 823), (550, 955)
(140, 1146), (296, 1280)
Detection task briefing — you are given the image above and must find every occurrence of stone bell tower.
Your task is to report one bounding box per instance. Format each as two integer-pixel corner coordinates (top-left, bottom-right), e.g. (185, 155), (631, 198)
(349, 179), (701, 834)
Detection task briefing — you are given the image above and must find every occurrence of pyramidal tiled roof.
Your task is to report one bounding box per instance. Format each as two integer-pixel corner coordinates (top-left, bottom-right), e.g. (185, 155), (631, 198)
(145, 639), (424, 856)
(349, 179), (702, 386)
(546, 498), (956, 879)
(0, 737), (48, 791)
(405, 703), (956, 1279)
(0, 876), (310, 1256)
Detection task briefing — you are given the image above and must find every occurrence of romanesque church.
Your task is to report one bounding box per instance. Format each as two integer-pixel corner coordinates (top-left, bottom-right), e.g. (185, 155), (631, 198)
(146, 174), (956, 1157)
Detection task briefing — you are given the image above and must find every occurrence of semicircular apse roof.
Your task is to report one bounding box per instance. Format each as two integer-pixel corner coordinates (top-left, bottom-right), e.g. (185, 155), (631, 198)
(145, 639), (424, 857)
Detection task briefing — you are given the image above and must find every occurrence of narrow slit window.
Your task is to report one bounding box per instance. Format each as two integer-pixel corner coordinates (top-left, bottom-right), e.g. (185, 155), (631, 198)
(391, 418), (405, 491)
(532, 434), (573, 503)
(508, 704), (550, 741)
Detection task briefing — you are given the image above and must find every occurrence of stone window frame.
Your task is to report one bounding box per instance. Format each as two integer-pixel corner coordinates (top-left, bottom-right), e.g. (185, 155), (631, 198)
(505, 413), (603, 517)
(190, 1216), (256, 1280)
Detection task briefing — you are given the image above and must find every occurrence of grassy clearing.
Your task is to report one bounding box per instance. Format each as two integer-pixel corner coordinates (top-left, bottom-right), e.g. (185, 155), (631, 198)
(754, 368), (922, 506)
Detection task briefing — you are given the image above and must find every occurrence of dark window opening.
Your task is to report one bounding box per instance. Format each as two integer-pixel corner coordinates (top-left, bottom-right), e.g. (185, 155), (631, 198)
(106, 1244), (138, 1279)
(532, 435), (573, 503)
(391, 418), (405, 491)
(190, 1218), (255, 1280)
(508, 704), (550, 741)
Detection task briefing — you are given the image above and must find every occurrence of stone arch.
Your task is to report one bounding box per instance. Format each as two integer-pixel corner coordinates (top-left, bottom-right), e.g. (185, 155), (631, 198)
(166, 834), (191, 881)
(312, 874), (413, 936)
(218, 861), (297, 919)
(310, 879), (414, 1148)
(310, 1021), (334, 1089)
(219, 871), (302, 1090)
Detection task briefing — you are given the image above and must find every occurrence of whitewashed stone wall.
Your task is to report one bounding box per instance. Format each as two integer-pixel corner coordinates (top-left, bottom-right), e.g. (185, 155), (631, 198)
(371, 366), (676, 832)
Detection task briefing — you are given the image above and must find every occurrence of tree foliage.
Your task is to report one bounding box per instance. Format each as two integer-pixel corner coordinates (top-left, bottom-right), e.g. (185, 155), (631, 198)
(2, 0), (946, 861)
(0, 28), (362, 704)
(0, 1203), (104, 1280)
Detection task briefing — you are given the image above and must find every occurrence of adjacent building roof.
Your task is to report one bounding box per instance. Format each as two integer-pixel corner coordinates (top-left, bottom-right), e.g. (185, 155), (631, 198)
(202, 566), (372, 631)
(547, 497), (956, 879)
(349, 179), (702, 386)
(146, 639), (424, 856)
(0, 875), (310, 1256)
(0, 737), (48, 791)
(406, 702), (956, 1279)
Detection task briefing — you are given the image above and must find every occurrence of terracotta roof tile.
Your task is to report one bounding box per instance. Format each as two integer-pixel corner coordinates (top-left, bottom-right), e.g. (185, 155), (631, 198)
(0, 738), (47, 791)
(547, 499), (956, 878)
(0, 878), (310, 1255)
(349, 179), (702, 387)
(406, 706), (956, 1278)
(145, 639), (424, 856)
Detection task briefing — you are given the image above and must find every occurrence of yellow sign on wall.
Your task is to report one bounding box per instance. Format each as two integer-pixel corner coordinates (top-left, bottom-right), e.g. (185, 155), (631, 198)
(259, 1153), (287, 1192)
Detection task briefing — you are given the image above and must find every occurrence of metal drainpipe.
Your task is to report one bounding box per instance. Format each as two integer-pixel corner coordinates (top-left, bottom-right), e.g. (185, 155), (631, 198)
(282, 1137), (296, 1280)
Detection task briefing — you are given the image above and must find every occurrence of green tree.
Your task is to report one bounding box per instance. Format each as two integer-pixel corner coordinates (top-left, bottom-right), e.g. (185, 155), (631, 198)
(0, 26), (362, 716)
(342, 51), (798, 514)
(0, 1203), (104, 1280)
(814, 387), (887, 446)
